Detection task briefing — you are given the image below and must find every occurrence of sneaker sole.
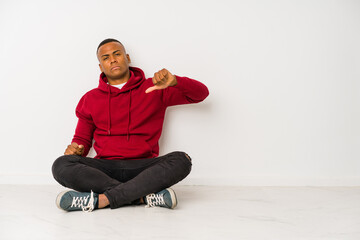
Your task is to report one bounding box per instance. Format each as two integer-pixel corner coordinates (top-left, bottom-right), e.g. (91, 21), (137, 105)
(55, 190), (71, 210)
(167, 188), (177, 209)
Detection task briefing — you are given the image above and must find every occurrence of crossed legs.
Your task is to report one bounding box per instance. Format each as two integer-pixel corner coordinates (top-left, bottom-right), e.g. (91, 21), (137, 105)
(52, 151), (192, 210)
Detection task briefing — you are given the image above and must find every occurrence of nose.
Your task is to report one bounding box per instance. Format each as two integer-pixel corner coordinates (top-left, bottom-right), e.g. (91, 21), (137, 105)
(110, 56), (117, 63)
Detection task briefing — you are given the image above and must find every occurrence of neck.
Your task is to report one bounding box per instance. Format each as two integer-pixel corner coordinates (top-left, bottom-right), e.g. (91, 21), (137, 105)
(107, 71), (130, 85)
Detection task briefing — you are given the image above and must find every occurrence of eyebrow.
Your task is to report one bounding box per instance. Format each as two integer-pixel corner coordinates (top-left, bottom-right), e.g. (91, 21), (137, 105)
(101, 50), (122, 58)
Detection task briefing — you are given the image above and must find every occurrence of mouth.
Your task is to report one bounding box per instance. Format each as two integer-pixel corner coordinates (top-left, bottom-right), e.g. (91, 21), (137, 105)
(111, 66), (121, 71)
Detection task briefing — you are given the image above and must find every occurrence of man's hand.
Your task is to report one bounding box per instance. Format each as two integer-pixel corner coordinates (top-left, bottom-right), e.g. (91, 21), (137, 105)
(64, 142), (84, 156)
(145, 68), (177, 94)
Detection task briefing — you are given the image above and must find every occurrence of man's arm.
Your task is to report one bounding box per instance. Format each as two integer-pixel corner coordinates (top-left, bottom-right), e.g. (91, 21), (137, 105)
(145, 68), (209, 106)
(65, 95), (96, 156)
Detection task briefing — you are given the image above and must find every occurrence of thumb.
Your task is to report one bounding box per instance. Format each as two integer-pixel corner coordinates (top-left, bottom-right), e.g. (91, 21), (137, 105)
(145, 86), (158, 94)
(77, 145), (84, 155)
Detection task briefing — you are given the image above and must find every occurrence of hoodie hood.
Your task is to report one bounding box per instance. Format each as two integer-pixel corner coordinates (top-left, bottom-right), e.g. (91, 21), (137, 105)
(98, 66), (145, 93)
(98, 67), (146, 138)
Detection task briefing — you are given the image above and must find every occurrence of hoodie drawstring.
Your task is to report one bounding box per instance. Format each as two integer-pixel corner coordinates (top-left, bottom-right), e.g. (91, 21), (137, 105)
(127, 90), (132, 141)
(107, 87), (111, 135)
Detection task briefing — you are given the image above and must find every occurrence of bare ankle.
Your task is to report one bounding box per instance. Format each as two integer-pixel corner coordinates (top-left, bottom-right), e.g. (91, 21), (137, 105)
(98, 194), (110, 208)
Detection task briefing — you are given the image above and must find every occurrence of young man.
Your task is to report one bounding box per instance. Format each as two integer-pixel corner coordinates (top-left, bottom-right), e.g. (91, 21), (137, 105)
(52, 39), (209, 212)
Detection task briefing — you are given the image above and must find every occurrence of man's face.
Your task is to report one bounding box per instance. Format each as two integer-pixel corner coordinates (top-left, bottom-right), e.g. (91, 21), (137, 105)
(97, 42), (131, 81)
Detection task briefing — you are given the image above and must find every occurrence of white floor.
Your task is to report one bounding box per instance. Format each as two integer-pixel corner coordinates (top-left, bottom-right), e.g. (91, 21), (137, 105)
(1, 185), (360, 240)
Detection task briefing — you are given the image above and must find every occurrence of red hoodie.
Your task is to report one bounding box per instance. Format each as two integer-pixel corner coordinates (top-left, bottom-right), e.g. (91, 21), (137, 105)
(72, 67), (209, 160)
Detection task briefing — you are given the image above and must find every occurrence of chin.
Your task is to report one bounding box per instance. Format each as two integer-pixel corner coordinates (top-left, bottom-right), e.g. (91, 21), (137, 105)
(109, 72), (126, 79)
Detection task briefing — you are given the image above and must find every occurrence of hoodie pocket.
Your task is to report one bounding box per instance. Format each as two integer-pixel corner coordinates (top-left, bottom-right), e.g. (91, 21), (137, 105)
(96, 135), (153, 159)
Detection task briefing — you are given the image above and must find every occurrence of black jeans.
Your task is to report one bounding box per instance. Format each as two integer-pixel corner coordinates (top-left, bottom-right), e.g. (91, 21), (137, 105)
(52, 151), (192, 209)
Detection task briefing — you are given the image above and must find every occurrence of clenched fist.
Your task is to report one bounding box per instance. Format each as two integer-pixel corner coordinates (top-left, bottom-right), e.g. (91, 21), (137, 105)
(64, 142), (84, 156)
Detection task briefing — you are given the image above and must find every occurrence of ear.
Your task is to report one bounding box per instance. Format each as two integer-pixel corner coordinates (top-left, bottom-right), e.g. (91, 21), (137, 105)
(126, 54), (131, 64)
(99, 63), (103, 72)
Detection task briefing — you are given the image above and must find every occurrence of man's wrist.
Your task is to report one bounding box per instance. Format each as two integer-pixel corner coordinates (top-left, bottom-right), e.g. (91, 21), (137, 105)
(170, 76), (178, 86)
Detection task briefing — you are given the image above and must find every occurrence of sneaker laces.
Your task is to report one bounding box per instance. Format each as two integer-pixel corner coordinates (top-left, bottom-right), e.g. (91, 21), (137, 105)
(70, 190), (95, 212)
(145, 193), (165, 208)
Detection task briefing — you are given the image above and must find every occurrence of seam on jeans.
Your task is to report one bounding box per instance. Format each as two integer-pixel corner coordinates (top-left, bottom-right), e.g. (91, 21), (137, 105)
(184, 153), (192, 162)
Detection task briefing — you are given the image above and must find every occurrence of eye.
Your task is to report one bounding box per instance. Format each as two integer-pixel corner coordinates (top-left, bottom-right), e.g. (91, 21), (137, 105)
(116, 53), (121, 56)
(103, 57), (108, 60)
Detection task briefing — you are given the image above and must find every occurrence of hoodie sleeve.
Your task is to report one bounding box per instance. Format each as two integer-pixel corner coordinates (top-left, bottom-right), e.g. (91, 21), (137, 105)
(71, 95), (95, 157)
(162, 76), (209, 107)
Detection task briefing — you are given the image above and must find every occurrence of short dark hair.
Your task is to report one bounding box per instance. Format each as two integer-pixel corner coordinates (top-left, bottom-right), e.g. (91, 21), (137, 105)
(97, 38), (123, 53)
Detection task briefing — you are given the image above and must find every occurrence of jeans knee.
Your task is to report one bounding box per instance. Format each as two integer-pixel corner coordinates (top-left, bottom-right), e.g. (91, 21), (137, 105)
(170, 151), (192, 175)
(176, 152), (192, 182)
(168, 151), (192, 163)
(52, 155), (78, 180)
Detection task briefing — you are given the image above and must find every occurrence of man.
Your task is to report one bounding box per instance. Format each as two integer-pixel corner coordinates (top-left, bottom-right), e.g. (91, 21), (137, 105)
(52, 38), (209, 212)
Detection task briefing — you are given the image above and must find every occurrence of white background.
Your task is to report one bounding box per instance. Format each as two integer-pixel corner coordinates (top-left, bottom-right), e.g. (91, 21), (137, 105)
(0, 0), (359, 185)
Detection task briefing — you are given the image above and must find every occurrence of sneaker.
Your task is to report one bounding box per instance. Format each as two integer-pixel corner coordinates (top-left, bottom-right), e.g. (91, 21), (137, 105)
(56, 190), (98, 212)
(145, 188), (177, 209)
